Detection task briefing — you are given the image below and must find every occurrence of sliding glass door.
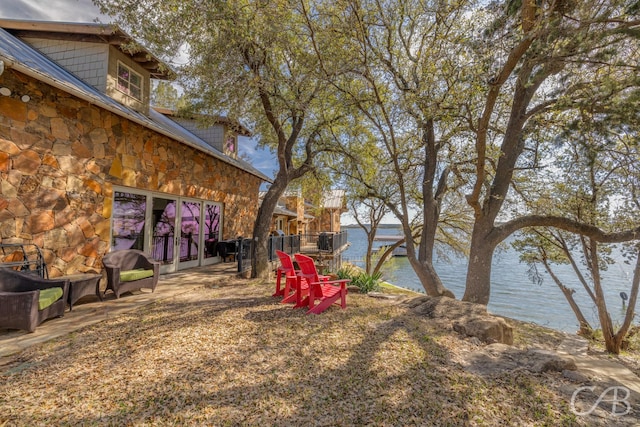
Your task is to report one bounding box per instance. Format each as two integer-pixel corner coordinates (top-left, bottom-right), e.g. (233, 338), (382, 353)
(151, 197), (178, 274)
(178, 200), (201, 269)
(111, 192), (147, 251)
(111, 188), (224, 273)
(203, 202), (222, 265)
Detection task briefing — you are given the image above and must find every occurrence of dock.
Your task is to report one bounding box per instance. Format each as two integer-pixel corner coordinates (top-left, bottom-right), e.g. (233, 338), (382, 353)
(373, 235), (407, 256)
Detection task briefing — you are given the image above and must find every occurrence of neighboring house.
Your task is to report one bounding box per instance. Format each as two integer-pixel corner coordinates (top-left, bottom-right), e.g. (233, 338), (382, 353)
(308, 189), (347, 234)
(262, 189), (349, 270)
(267, 190), (314, 236)
(262, 189), (347, 236)
(0, 19), (271, 277)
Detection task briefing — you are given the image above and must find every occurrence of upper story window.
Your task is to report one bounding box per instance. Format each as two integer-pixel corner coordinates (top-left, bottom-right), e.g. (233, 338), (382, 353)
(224, 134), (238, 159)
(117, 62), (143, 101)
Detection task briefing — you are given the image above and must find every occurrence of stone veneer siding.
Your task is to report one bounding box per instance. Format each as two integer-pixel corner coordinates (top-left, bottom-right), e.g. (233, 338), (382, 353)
(0, 70), (260, 277)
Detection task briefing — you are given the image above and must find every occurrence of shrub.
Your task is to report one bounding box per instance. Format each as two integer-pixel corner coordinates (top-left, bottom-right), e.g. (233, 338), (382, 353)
(336, 265), (359, 280)
(334, 264), (383, 293)
(351, 271), (383, 294)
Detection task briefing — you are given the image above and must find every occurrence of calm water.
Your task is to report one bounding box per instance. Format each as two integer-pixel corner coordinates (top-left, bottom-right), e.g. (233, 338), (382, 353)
(343, 227), (638, 333)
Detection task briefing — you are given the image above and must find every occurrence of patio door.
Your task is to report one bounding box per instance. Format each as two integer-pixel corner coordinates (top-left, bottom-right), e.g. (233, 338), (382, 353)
(151, 197), (178, 274)
(178, 200), (202, 269)
(111, 188), (224, 272)
(202, 202), (222, 266)
(151, 198), (223, 271)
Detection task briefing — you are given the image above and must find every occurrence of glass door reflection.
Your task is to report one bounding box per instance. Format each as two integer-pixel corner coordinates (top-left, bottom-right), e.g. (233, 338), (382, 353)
(179, 200), (201, 268)
(152, 197), (177, 272)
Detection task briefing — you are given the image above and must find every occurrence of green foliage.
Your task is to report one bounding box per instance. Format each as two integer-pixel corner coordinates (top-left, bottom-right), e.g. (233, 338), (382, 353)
(336, 264), (358, 280)
(151, 81), (188, 111)
(336, 265), (382, 294)
(97, 0), (640, 300)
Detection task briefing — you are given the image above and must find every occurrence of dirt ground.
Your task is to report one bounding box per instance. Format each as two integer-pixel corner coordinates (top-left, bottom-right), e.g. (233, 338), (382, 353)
(0, 276), (638, 426)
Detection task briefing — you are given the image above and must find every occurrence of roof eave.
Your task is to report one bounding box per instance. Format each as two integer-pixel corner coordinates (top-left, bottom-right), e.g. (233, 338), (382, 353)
(0, 19), (175, 80)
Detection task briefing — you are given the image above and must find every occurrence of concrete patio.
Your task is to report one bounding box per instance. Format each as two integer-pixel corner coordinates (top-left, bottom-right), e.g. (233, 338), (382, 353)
(0, 262), (240, 359)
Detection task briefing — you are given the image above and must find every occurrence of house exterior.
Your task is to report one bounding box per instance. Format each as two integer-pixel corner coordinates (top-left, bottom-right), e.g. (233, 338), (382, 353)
(153, 107), (250, 160)
(263, 189), (349, 271)
(0, 19), (270, 277)
(264, 189), (347, 236)
(307, 189), (347, 234)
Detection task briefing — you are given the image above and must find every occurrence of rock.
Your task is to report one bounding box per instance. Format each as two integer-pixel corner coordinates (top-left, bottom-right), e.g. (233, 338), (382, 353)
(462, 348), (521, 376)
(453, 316), (514, 345)
(407, 295), (487, 318)
(467, 337), (482, 346)
(525, 348), (577, 373)
(563, 369), (590, 383)
(463, 346), (578, 377)
(367, 292), (404, 300)
(406, 296), (514, 345)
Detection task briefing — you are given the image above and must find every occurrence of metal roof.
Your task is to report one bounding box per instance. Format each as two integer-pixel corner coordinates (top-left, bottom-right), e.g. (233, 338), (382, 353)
(0, 25), (271, 183)
(0, 18), (173, 80)
(154, 107), (252, 138)
(322, 189), (346, 210)
(273, 206), (298, 217)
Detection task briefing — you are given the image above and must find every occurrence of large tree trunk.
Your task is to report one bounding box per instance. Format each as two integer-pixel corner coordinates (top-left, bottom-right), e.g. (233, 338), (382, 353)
(462, 224), (496, 305)
(404, 118), (453, 298)
(251, 176), (288, 279)
(599, 244), (640, 354)
(409, 256), (455, 298)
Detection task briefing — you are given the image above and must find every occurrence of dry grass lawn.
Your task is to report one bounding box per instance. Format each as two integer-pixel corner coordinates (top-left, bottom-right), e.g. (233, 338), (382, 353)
(0, 276), (628, 426)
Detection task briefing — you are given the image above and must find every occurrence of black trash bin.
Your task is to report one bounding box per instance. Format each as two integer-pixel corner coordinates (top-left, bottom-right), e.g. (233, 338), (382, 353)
(318, 232), (329, 251)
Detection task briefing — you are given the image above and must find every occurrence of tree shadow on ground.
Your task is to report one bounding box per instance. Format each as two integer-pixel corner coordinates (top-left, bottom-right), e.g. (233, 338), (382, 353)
(0, 284), (592, 425)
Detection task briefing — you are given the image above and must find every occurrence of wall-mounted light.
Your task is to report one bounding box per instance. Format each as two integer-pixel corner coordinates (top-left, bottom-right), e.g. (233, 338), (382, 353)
(0, 87), (31, 102)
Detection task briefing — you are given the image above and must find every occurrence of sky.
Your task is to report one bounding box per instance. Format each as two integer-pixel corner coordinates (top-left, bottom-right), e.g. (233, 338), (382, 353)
(0, 0), (106, 22)
(0, 0), (279, 182)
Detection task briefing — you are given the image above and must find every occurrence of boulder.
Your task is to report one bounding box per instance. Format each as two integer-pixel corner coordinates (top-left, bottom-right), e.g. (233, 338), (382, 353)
(406, 296), (513, 345)
(462, 345), (577, 376)
(453, 317), (514, 345)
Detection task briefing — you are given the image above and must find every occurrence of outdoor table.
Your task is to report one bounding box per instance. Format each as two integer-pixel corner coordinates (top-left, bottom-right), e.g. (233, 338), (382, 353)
(65, 273), (103, 310)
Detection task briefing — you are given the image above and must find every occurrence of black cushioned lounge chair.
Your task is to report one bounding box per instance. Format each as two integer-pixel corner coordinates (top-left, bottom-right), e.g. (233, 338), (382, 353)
(0, 267), (69, 332)
(102, 249), (160, 299)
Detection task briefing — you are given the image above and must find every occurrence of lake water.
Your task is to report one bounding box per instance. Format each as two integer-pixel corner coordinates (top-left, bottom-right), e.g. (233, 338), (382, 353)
(342, 227), (638, 333)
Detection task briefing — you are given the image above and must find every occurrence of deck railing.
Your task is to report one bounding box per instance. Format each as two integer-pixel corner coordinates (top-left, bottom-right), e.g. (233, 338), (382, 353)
(267, 234), (301, 261)
(268, 231), (348, 259)
(238, 231), (349, 273)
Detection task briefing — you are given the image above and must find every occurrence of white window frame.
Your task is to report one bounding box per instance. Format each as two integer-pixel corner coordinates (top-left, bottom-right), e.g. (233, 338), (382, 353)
(116, 61), (143, 101)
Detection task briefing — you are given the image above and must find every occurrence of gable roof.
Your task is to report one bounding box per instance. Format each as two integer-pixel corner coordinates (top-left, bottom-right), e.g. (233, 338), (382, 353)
(0, 18), (173, 80)
(154, 107), (252, 138)
(0, 25), (271, 183)
(322, 189), (346, 210)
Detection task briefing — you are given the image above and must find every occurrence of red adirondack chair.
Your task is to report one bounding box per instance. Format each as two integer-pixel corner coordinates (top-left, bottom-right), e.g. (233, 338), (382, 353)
(274, 250), (309, 306)
(294, 253), (349, 314)
(273, 250), (296, 297)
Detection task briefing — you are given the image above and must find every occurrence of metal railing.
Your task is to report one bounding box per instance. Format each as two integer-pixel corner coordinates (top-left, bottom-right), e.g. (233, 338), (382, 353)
(237, 238), (253, 273)
(238, 231), (349, 273)
(268, 234), (301, 261)
(0, 243), (48, 278)
(267, 231), (348, 260)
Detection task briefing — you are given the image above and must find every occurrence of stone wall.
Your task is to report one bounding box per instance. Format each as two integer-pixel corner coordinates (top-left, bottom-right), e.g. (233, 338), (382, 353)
(314, 209), (342, 233)
(0, 70), (261, 277)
